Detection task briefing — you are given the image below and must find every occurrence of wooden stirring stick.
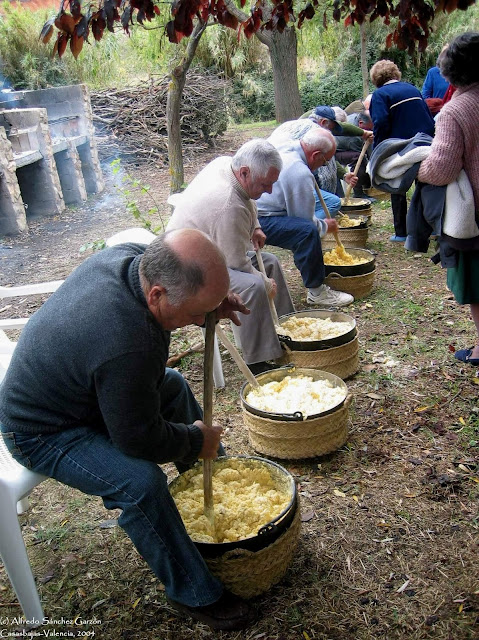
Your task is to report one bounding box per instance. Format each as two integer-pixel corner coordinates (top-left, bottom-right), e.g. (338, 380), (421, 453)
(343, 139), (371, 204)
(202, 311), (216, 524)
(255, 249), (280, 327)
(215, 324), (260, 388)
(313, 180), (343, 249)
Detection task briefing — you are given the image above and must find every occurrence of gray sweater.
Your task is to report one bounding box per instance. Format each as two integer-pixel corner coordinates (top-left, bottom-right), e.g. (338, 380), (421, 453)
(0, 243), (203, 464)
(256, 140), (328, 236)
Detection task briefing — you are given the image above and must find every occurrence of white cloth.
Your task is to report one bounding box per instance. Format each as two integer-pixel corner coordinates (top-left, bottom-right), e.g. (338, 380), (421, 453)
(370, 146), (430, 189)
(443, 169), (478, 240)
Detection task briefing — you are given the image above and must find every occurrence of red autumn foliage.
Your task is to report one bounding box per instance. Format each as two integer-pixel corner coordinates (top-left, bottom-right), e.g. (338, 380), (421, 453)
(40, 0), (477, 59)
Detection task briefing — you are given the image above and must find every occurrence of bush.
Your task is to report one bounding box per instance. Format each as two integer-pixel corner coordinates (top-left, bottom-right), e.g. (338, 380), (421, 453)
(0, 2), (171, 91)
(227, 71), (276, 123)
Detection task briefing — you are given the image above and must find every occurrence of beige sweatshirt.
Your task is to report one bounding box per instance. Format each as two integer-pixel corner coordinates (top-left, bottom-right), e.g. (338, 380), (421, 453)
(166, 156), (269, 288)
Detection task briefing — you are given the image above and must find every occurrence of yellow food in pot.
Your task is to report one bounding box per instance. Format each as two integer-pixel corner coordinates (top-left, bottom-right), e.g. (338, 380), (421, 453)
(337, 213), (361, 228)
(278, 315), (352, 341)
(245, 374), (346, 418)
(323, 245), (369, 266)
(172, 459), (291, 543)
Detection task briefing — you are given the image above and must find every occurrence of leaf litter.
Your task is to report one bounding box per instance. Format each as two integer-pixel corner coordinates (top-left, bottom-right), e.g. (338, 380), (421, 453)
(0, 125), (478, 640)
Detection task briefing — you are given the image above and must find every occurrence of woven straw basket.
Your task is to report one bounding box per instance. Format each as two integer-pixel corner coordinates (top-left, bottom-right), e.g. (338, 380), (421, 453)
(243, 394), (352, 460)
(325, 269), (375, 299)
(204, 496), (301, 598)
(366, 186), (391, 201)
(322, 226), (368, 249)
(278, 335), (359, 380)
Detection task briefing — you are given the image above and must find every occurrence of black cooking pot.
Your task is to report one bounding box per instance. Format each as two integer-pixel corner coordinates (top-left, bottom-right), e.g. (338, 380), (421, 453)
(241, 367), (348, 422)
(323, 248), (375, 277)
(277, 310), (356, 351)
(338, 217), (369, 230)
(340, 198), (372, 212)
(169, 455), (297, 558)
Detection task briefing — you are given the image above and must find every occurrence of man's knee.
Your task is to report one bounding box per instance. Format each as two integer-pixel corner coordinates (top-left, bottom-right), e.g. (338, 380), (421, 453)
(163, 368), (190, 395)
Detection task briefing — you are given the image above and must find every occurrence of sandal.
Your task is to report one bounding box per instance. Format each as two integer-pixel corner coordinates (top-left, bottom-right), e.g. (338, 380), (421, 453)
(454, 348), (479, 366)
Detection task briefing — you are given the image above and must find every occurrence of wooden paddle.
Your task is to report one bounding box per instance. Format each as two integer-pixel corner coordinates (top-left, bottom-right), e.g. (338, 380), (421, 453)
(313, 180), (343, 249)
(343, 139), (371, 204)
(255, 249), (280, 327)
(215, 323), (260, 388)
(202, 311), (216, 524)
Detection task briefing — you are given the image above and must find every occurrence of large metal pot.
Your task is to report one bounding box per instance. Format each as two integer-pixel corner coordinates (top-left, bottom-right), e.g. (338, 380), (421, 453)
(340, 198), (372, 212)
(277, 309), (356, 351)
(338, 216), (369, 229)
(241, 367), (348, 422)
(169, 455), (297, 558)
(323, 248), (375, 277)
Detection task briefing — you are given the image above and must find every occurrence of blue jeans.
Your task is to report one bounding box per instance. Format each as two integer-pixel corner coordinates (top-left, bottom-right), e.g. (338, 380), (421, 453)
(258, 215), (325, 289)
(314, 188), (341, 220)
(0, 368), (223, 607)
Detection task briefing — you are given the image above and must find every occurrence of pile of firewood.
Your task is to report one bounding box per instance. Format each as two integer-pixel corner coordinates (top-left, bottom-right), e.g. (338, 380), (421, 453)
(90, 72), (229, 163)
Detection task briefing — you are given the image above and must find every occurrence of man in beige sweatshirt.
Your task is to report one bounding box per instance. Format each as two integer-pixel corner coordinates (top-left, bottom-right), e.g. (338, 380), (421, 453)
(166, 138), (294, 374)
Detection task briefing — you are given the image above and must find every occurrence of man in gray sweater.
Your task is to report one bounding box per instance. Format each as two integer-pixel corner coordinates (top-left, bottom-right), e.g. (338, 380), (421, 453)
(0, 230), (254, 631)
(167, 139), (295, 375)
(256, 127), (354, 307)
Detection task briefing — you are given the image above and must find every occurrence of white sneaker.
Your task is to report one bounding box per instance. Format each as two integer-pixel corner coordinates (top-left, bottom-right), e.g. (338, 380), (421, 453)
(307, 284), (354, 308)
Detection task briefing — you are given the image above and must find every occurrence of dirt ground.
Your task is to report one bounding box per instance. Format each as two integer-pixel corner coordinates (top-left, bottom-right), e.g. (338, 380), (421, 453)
(0, 125), (478, 640)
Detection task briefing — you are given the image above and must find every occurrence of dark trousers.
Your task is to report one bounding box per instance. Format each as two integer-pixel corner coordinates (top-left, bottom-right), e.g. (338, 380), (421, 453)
(391, 193), (408, 237)
(258, 215), (325, 289)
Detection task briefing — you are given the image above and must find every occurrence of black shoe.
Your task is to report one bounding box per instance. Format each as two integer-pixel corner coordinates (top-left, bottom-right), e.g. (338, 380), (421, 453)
(167, 590), (256, 630)
(247, 360), (281, 375)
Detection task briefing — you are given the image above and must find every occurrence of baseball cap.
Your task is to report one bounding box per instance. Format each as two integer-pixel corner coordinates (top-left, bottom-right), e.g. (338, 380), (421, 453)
(309, 105), (343, 134)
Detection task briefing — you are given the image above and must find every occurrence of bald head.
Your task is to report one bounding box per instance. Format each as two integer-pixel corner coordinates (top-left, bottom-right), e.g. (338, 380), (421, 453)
(300, 127), (337, 171)
(140, 229), (229, 307)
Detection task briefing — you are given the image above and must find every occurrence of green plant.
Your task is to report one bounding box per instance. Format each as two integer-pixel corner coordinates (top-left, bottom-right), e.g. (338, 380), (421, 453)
(79, 239), (106, 253)
(111, 159), (166, 234)
(227, 70), (276, 123)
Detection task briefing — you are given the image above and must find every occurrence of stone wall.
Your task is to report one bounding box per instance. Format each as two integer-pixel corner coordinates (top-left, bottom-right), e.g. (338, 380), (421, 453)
(0, 84), (104, 236)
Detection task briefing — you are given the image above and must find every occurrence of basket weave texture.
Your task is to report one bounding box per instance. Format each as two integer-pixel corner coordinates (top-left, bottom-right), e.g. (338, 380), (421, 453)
(325, 269), (375, 299)
(243, 395), (351, 460)
(322, 227), (368, 249)
(204, 496), (301, 598)
(278, 336), (359, 380)
(366, 186), (391, 201)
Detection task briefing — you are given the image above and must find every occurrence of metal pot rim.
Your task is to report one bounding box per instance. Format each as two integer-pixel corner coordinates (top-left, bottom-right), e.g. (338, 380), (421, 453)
(241, 367), (348, 421)
(169, 455), (297, 555)
(277, 309), (357, 351)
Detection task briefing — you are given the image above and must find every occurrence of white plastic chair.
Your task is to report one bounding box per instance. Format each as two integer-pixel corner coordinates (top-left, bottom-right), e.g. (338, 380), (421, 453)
(0, 283), (61, 624)
(0, 434), (47, 624)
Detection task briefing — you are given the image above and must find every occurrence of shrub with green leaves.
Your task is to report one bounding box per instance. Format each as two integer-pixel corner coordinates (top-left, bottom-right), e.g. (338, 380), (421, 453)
(227, 71), (275, 123)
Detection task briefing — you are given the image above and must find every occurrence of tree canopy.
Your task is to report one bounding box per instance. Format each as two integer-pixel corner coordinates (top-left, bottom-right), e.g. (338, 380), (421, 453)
(41, 0), (477, 60)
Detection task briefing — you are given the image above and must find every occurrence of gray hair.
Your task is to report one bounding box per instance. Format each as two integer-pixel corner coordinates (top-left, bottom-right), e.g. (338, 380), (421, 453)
(139, 233), (204, 306)
(301, 128), (335, 153)
(231, 138), (282, 181)
(332, 106), (347, 122)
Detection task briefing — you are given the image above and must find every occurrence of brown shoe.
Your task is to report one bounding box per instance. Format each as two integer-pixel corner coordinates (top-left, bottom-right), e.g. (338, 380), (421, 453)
(166, 590), (255, 630)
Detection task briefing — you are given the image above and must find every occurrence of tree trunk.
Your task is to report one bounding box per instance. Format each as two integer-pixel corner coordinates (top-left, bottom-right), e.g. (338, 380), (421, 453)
(360, 22), (369, 99)
(224, 0), (302, 123)
(265, 28), (303, 122)
(166, 20), (207, 193)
